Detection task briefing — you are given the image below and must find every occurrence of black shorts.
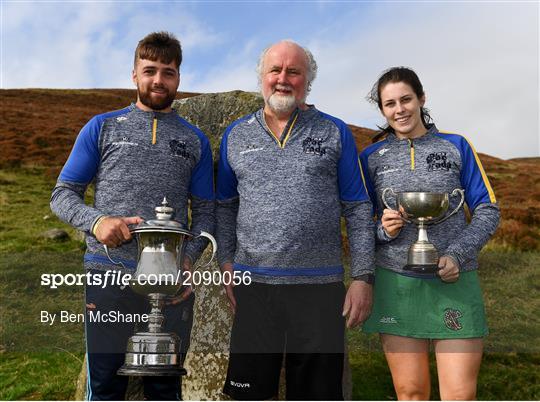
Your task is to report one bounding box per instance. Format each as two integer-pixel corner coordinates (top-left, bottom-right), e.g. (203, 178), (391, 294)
(223, 282), (345, 400)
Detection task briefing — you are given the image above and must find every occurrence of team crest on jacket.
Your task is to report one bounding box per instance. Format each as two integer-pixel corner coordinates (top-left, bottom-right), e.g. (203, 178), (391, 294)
(169, 140), (190, 159)
(443, 308), (463, 331)
(426, 152), (454, 171)
(302, 137), (327, 156)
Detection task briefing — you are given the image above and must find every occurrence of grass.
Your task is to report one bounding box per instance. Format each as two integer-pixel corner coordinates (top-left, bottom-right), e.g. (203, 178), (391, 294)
(0, 352), (83, 400)
(1, 167), (539, 400)
(0, 167), (87, 253)
(0, 251), (85, 353)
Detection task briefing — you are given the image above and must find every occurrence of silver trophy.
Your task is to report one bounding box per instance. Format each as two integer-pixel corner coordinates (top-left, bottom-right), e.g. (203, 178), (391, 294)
(104, 198), (216, 376)
(382, 188), (465, 273)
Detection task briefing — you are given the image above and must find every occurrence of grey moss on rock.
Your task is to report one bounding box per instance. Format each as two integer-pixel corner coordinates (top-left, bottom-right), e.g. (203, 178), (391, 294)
(173, 90), (264, 157)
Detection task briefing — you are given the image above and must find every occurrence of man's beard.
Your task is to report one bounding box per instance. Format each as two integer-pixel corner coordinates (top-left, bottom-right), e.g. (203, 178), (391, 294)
(264, 84), (305, 114)
(137, 85), (176, 111)
(266, 93), (298, 114)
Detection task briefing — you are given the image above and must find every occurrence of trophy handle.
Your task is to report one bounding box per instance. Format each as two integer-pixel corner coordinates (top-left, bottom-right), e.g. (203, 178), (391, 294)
(381, 188), (396, 210)
(194, 231), (217, 268)
(103, 245), (129, 271)
(434, 189), (465, 225)
(381, 187), (412, 224)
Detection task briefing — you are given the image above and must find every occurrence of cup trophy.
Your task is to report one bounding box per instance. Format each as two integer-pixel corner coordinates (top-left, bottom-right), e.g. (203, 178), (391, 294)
(104, 197), (217, 376)
(382, 188), (465, 273)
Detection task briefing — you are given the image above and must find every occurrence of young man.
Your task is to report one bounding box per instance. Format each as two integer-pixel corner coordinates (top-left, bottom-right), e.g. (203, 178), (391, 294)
(50, 31), (214, 400)
(216, 40), (375, 400)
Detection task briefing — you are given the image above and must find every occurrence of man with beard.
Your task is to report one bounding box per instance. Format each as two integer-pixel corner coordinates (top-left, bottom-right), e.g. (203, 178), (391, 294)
(216, 40), (375, 400)
(50, 32), (214, 400)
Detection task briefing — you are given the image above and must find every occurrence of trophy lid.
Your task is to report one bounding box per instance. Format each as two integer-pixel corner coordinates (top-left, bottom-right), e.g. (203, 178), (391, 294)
(132, 198), (191, 234)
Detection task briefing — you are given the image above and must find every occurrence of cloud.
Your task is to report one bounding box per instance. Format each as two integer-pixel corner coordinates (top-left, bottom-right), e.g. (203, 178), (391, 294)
(2, 2), (223, 88)
(305, 3), (539, 159)
(183, 38), (260, 94)
(3, 2), (118, 87)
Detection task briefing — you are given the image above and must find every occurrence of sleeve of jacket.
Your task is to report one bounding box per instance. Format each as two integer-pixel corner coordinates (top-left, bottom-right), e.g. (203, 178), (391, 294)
(359, 147), (395, 245)
(337, 124), (375, 277)
(184, 132), (216, 264)
(50, 116), (105, 233)
(443, 137), (500, 267)
(215, 126), (239, 267)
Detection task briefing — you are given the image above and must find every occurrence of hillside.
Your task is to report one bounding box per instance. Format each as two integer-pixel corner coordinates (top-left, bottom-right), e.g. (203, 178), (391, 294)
(1, 89), (538, 250)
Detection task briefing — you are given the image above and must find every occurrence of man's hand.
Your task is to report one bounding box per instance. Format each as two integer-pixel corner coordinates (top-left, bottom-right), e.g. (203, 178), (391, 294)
(167, 257), (193, 306)
(381, 208), (404, 238)
(438, 255), (460, 283)
(342, 280), (373, 328)
(94, 216), (143, 247)
(221, 262), (237, 313)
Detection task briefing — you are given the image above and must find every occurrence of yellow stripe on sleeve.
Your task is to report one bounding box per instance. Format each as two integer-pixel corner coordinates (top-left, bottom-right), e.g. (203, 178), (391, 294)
(357, 159), (369, 195)
(463, 136), (497, 203)
(439, 130), (497, 203)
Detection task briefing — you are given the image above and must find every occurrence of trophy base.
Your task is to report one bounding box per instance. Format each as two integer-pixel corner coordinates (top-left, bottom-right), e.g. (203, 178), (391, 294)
(117, 364), (187, 377)
(404, 263), (440, 274)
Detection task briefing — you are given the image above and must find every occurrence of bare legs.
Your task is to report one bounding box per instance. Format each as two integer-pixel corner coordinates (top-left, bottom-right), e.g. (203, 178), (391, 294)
(381, 334), (483, 400)
(381, 335), (431, 400)
(434, 338), (483, 400)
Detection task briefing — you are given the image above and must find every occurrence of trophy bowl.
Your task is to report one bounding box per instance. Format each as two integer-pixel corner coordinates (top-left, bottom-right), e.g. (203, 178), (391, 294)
(396, 192), (449, 222)
(382, 188), (465, 273)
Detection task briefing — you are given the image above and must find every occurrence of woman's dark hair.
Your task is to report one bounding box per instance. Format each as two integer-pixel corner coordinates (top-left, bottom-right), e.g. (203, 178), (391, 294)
(367, 67), (433, 143)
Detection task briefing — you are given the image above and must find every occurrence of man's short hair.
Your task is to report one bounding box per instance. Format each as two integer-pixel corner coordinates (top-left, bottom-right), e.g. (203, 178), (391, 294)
(134, 31), (182, 69)
(256, 39), (318, 92)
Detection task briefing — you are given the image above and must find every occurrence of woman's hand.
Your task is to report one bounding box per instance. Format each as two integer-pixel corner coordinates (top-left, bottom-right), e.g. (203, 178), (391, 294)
(438, 255), (460, 283)
(381, 208), (404, 238)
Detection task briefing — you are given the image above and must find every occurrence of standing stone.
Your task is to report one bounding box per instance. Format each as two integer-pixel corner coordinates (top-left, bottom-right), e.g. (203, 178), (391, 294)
(181, 252), (233, 400)
(174, 92), (262, 400)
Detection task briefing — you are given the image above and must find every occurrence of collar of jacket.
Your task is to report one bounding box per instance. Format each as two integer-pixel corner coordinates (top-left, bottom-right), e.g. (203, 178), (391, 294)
(386, 123), (439, 144)
(255, 104), (318, 125)
(129, 103), (179, 120)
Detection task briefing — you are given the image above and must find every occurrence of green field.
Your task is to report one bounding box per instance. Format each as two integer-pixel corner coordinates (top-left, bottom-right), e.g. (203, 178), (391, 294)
(1, 167), (539, 400)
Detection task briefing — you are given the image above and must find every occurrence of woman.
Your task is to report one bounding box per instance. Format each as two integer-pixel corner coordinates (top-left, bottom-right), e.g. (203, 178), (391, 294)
(359, 67), (500, 400)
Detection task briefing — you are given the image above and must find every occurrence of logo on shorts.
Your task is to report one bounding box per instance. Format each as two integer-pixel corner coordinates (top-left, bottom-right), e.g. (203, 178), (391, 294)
(380, 316), (397, 324)
(230, 381), (250, 388)
(444, 308), (463, 331)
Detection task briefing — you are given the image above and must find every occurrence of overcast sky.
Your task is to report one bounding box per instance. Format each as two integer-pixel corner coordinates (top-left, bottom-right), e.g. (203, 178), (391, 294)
(2, 1), (539, 160)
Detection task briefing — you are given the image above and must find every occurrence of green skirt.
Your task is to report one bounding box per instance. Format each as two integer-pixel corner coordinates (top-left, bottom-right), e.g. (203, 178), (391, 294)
(362, 268), (488, 339)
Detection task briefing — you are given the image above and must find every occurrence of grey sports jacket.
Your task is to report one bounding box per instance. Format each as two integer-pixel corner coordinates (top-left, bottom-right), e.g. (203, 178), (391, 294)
(50, 104), (215, 273)
(359, 125), (500, 275)
(216, 106), (375, 284)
